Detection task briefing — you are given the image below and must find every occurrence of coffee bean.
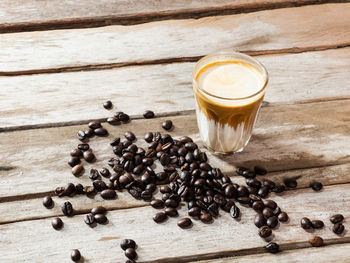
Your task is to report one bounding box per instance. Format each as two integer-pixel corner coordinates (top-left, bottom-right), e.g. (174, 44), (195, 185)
(90, 206), (107, 215)
(310, 181), (323, 191)
(248, 187), (258, 195)
(101, 189), (117, 199)
(165, 207), (178, 217)
(89, 169), (100, 180)
(262, 179), (275, 189)
(160, 186), (171, 194)
(273, 206), (281, 216)
(103, 100), (112, 109)
(165, 199), (178, 208)
(125, 131), (136, 142)
(246, 178), (261, 189)
(257, 186), (270, 198)
(107, 116), (120, 125)
(237, 197), (251, 204)
(119, 112), (130, 123)
(259, 226), (272, 238)
(85, 128), (94, 138)
(64, 183), (76, 196)
(311, 220), (324, 229)
(68, 156), (81, 167)
(55, 186), (65, 197)
(93, 180), (107, 191)
(71, 249), (81, 262)
(94, 127), (108, 136)
(83, 150), (95, 162)
(84, 186), (95, 195)
(153, 211), (168, 223)
(51, 217), (63, 230)
(89, 121), (102, 129)
(200, 213), (213, 224)
(177, 218), (192, 229)
(263, 200), (277, 210)
(125, 248), (137, 260)
(237, 186), (248, 197)
(230, 205), (240, 218)
(301, 217), (312, 229)
(162, 120), (173, 130)
(61, 201), (73, 216)
(309, 236), (323, 247)
(151, 199), (164, 209)
(254, 213), (266, 227)
(160, 153), (170, 166)
(236, 167), (249, 176)
(144, 132), (153, 143)
(84, 213), (95, 225)
(272, 184), (285, 193)
(99, 168), (110, 178)
(71, 148), (83, 158)
(143, 110), (155, 119)
(333, 223), (345, 235)
(188, 207), (201, 218)
(94, 214), (107, 224)
(262, 207), (274, 218)
(77, 130), (86, 141)
(284, 178), (297, 188)
(252, 201), (264, 212)
(254, 166), (267, 175)
(78, 143), (90, 151)
(72, 164), (84, 176)
(224, 184), (238, 198)
(43, 196), (53, 208)
(120, 239), (136, 250)
(330, 214), (344, 224)
(278, 212), (289, 222)
(266, 216), (278, 228)
(265, 242), (279, 253)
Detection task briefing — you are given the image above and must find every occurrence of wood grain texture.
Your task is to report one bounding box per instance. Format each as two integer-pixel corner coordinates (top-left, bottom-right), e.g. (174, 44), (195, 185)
(1, 100), (350, 200)
(1, 163), (349, 224)
(1, 3), (350, 73)
(2, 47), (350, 130)
(198, 243), (350, 263)
(1, 0), (345, 33)
(1, 183), (350, 262)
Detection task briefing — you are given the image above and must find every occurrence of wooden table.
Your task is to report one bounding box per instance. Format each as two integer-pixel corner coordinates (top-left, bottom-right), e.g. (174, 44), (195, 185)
(1, 1), (350, 262)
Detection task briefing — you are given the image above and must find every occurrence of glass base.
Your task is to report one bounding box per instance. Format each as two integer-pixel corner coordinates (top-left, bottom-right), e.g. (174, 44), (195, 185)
(203, 144), (245, 155)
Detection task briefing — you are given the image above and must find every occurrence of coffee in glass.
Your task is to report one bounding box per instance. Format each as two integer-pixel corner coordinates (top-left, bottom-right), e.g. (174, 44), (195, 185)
(192, 52), (268, 153)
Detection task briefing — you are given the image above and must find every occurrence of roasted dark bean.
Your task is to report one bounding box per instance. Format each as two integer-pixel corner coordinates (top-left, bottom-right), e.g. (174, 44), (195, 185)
(125, 131), (136, 142)
(78, 143), (90, 151)
(225, 184), (238, 198)
(301, 217), (312, 229)
(99, 168), (110, 178)
(259, 226), (272, 238)
(246, 178), (261, 189)
(64, 183), (76, 196)
(103, 100), (112, 109)
(200, 213), (213, 224)
(125, 248), (137, 260)
(61, 201), (73, 216)
(43, 196), (53, 208)
(144, 132), (153, 143)
(237, 186), (249, 197)
(255, 213), (266, 227)
(267, 216), (278, 228)
(309, 236), (323, 247)
(71, 249), (81, 262)
(236, 167), (249, 176)
(93, 180), (107, 191)
(77, 130), (86, 141)
(72, 164), (84, 176)
(94, 127), (108, 136)
(120, 239), (136, 250)
(263, 200), (277, 210)
(263, 208), (274, 218)
(94, 214), (107, 224)
(283, 178), (297, 188)
(330, 214), (344, 224)
(88, 120), (101, 129)
(278, 212), (289, 222)
(101, 189), (117, 199)
(262, 179), (276, 189)
(265, 242), (279, 253)
(85, 128), (94, 138)
(230, 205), (240, 218)
(333, 223), (345, 235)
(311, 220), (324, 229)
(177, 218), (192, 229)
(252, 201), (264, 212)
(51, 217), (63, 230)
(55, 186), (65, 197)
(153, 211), (168, 223)
(68, 156), (80, 167)
(151, 199), (164, 209)
(84, 213), (95, 225)
(107, 116), (120, 125)
(254, 166), (267, 175)
(83, 150), (95, 162)
(310, 181), (323, 191)
(165, 207), (178, 217)
(70, 148), (83, 157)
(272, 184), (285, 193)
(188, 207), (201, 218)
(162, 120), (173, 130)
(258, 186), (269, 198)
(143, 110), (155, 119)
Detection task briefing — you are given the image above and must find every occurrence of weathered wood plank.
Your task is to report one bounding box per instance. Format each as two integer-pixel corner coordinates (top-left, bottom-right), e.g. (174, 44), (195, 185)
(1, 162), (349, 224)
(1, 184), (349, 262)
(2, 47), (350, 130)
(1, 0), (343, 33)
(1, 3), (350, 73)
(197, 243), (350, 263)
(1, 100), (349, 200)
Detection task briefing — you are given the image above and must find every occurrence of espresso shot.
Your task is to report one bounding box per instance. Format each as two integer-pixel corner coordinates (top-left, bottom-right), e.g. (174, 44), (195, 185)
(192, 52), (268, 153)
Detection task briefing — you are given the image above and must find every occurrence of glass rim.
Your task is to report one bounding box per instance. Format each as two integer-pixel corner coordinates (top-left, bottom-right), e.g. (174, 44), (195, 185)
(192, 51), (269, 101)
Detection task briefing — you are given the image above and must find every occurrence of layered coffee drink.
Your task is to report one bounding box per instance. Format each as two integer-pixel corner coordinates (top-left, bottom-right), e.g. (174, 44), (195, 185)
(192, 52), (268, 153)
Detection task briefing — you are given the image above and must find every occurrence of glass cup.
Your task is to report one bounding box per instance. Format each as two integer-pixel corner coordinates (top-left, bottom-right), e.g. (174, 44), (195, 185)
(192, 51), (268, 154)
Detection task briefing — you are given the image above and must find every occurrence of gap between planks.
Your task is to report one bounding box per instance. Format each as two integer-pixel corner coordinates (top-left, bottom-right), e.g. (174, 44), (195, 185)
(1, 43), (350, 77)
(0, 0), (348, 34)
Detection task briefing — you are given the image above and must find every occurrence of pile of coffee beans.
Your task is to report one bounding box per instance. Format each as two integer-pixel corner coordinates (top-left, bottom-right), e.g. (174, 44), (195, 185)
(120, 239), (137, 262)
(330, 214), (345, 235)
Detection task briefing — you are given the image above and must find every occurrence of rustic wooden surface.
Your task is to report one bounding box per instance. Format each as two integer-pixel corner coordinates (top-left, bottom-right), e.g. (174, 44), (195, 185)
(1, 1), (350, 262)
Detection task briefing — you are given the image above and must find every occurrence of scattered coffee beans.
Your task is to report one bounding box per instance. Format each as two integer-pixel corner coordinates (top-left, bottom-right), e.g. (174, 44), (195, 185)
(71, 249), (81, 262)
(151, 199), (164, 209)
(68, 156), (80, 167)
(83, 150), (95, 162)
(278, 212), (289, 222)
(94, 214), (107, 224)
(259, 226), (272, 238)
(177, 218), (192, 229)
(300, 217), (312, 229)
(333, 223), (345, 235)
(153, 211), (167, 223)
(309, 236), (323, 247)
(61, 201), (73, 216)
(84, 213), (95, 225)
(283, 178), (297, 188)
(143, 110), (155, 119)
(51, 217), (63, 230)
(265, 242), (279, 253)
(72, 164), (84, 176)
(125, 131), (136, 142)
(91, 206), (107, 215)
(125, 248), (137, 260)
(200, 213), (213, 224)
(311, 220), (324, 229)
(101, 189), (117, 199)
(162, 120), (172, 130)
(43, 196), (53, 208)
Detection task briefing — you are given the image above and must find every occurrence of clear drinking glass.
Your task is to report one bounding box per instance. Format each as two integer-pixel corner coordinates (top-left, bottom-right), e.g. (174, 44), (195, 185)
(192, 52), (268, 153)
